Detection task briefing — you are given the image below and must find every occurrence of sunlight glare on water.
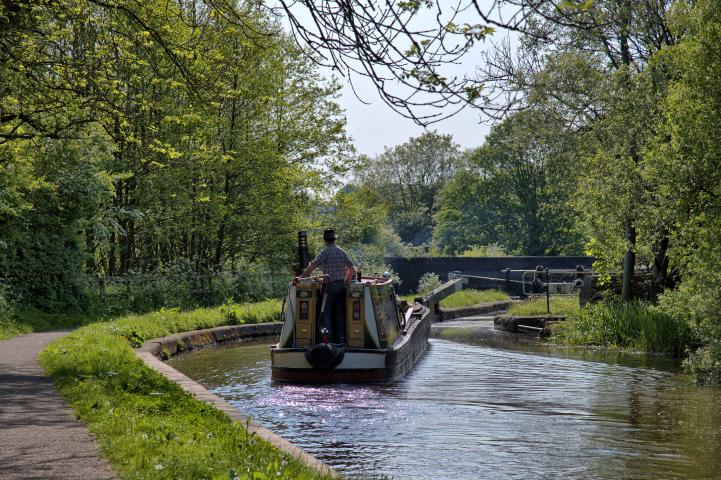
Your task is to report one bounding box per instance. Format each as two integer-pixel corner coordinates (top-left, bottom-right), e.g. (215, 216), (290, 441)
(170, 337), (721, 479)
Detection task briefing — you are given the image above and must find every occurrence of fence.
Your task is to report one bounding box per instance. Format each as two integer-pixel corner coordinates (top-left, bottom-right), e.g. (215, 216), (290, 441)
(89, 270), (292, 311)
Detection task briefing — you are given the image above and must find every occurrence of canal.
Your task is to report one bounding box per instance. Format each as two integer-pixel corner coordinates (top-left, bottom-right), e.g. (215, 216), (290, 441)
(169, 319), (721, 479)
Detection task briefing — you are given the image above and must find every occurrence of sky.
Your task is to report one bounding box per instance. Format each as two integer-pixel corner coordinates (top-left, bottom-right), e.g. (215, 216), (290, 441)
(275, 2), (517, 158)
(334, 73), (491, 157)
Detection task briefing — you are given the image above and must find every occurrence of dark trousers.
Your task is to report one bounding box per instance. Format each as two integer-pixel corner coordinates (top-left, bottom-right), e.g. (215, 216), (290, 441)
(321, 280), (346, 343)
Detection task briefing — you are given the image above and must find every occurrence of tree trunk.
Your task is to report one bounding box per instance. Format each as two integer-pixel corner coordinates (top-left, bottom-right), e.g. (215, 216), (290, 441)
(649, 233), (669, 303)
(621, 219), (636, 301)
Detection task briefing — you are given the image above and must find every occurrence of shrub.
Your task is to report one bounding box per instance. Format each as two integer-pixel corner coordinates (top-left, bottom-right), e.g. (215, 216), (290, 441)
(0, 283), (20, 339)
(460, 244), (507, 257)
(232, 269), (291, 303)
(556, 300), (691, 356)
(659, 275), (719, 384)
(418, 272), (442, 294)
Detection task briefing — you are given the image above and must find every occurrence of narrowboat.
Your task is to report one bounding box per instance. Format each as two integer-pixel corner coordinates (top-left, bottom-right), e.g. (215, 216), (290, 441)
(270, 233), (431, 383)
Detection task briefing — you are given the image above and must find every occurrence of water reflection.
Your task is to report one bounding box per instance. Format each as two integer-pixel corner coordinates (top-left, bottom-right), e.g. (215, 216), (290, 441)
(170, 335), (721, 479)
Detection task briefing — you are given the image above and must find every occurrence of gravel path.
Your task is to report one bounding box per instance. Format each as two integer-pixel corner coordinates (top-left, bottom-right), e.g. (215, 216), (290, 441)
(0, 331), (115, 479)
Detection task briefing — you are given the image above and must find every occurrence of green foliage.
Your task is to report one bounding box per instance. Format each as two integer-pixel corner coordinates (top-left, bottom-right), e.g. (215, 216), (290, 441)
(312, 186), (406, 272)
(508, 296), (580, 317)
(460, 244), (507, 257)
(355, 131), (465, 246)
(433, 110), (584, 256)
(38, 301), (325, 480)
(105, 300), (280, 348)
(417, 272), (442, 294)
(0, 0), (350, 315)
(659, 275), (721, 384)
(439, 289), (510, 308)
(555, 301), (691, 357)
(0, 283), (18, 338)
(0, 128), (114, 310)
(644, 0), (721, 383)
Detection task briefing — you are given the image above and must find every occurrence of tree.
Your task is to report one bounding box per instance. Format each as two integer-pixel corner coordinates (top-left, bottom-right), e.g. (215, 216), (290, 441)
(0, 127), (114, 309)
(434, 109), (583, 255)
(648, 0), (721, 383)
(0, 0), (352, 311)
(358, 131), (463, 245)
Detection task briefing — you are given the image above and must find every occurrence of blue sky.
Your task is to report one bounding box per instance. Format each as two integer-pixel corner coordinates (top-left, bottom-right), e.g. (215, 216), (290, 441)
(334, 72), (491, 157)
(276, 2), (523, 157)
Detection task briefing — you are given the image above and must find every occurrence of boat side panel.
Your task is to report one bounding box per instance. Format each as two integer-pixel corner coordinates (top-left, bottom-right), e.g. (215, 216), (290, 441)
(385, 307), (432, 380)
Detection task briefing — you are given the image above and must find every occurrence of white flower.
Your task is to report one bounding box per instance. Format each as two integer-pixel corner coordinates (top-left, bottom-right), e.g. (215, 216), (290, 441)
(155, 464), (163, 471)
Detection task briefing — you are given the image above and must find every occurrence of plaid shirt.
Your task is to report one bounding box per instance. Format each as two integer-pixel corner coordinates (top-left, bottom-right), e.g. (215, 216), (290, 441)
(310, 243), (354, 282)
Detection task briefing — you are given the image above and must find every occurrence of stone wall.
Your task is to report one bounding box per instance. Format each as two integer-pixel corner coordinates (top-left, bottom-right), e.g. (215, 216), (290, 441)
(386, 256), (595, 294)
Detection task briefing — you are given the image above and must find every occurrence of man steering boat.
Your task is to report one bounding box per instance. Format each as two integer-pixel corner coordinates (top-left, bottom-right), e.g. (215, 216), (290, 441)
(298, 228), (356, 344)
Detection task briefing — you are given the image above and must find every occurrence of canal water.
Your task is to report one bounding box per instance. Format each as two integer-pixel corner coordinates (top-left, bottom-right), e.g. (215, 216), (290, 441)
(169, 320), (721, 479)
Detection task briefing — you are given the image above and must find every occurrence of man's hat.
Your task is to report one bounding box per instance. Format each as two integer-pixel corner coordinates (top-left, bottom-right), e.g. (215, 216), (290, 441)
(322, 228), (337, 241)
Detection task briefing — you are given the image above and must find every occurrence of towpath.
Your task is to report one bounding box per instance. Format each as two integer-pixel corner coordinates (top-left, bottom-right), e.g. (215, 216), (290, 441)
(0, 331), (115, 479)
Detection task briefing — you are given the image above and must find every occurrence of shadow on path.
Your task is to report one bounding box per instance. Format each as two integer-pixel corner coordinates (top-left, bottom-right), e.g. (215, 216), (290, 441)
(0, 331), (115, 479)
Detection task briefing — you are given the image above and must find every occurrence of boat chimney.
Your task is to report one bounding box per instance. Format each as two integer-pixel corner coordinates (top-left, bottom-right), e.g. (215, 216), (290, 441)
(298, 230), (309, 271)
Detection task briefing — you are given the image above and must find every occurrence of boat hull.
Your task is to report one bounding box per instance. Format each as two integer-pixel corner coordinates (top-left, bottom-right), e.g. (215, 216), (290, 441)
(271, 306), (431, 383)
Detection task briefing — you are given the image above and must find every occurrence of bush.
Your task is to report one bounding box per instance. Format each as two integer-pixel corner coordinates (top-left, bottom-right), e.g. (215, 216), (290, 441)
(91, 264), (290, 315)
(417, 272), (442, 294)
(232, 267), (291, 303)
(460, 244), (507, 257)
(659, 276), (719, 384)
(0, 283), (20, 339)
(555, 300), (691, 356)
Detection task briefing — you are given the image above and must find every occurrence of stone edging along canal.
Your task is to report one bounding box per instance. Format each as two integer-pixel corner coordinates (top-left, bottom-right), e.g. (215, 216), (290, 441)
(134, 322), (337, 478)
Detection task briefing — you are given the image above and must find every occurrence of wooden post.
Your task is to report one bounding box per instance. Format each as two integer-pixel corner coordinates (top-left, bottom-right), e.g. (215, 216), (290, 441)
(579, 276), (593, 308)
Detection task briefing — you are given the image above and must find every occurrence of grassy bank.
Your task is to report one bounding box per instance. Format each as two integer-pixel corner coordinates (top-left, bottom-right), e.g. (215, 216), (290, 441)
(401, 289), (510, 308)
(0, 307), (100, 340)
(507, 295), (580, 316)
(552, 300), (691, 356)
(40, 300), (329, 480)
(439, 289), (510, 308)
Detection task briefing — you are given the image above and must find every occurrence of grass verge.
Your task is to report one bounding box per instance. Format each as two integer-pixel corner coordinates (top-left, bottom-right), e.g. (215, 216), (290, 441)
(552, 300), (691, 356)
(439, 289), (510, 308)
(40, 300), (329, 480)
(0, 307), (100, 340)
(401, 289), (510, 307)
(507, 295), (580, 316)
